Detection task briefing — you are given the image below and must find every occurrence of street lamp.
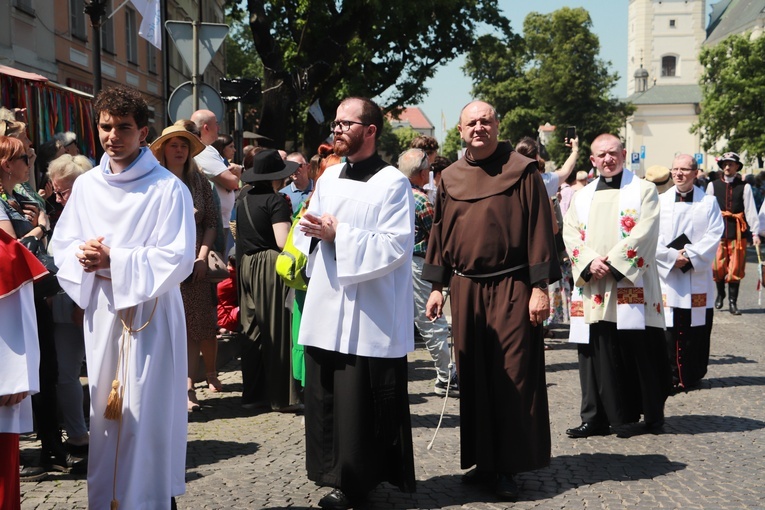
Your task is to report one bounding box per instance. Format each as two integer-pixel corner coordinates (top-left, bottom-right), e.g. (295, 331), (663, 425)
(84, 0), (107, 97)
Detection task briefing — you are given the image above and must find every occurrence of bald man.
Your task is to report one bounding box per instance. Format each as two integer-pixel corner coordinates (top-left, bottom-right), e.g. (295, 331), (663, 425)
(424, 100), (560, 502)
(191, 109), (241, 252)
(562, 134), (671, 439)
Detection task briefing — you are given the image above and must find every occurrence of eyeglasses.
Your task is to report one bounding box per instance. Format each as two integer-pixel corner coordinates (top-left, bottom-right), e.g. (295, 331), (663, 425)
(53, 188), (70, 199)
(330, 120), (369, 132)
(13, 154), (29, 165)
(671, 167), (695, 174)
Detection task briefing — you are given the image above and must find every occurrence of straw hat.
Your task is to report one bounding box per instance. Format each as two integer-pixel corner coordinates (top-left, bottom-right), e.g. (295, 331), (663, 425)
(149, 125), (205, 160)
(645, 165), (673, 194)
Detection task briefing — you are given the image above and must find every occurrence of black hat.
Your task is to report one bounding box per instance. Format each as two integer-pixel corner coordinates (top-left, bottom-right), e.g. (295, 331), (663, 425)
(717, 152), (743, 172)
(241, 149), (299, 183)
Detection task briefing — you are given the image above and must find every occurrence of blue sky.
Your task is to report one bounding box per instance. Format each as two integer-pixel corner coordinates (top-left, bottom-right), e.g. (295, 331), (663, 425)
(416, 0), (715, 144)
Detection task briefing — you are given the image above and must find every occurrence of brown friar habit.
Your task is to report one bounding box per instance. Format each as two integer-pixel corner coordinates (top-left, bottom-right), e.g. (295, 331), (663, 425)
(423, 141), (560, 475)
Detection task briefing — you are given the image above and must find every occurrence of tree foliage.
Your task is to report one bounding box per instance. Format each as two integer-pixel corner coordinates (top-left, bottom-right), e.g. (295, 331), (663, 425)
(441, 124), (463, 162)
(225, 0), (508, 152)
(693, 33), (765, 158)
(464, 7), (633, 167)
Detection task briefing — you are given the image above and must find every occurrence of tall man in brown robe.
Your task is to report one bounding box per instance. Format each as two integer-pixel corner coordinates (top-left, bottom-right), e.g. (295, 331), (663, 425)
(424, 100), (560, 502)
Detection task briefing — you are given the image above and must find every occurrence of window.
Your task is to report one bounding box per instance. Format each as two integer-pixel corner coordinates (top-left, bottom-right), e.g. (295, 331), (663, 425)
(126, 7), (138, 64)
(14, 0), (35, 16)
(101, 11), (115, 54)
(662, 56), (677, 77)
(669, 19), (676, 28)
(147, 41), (157, 73)
(70, 0), (87, 40)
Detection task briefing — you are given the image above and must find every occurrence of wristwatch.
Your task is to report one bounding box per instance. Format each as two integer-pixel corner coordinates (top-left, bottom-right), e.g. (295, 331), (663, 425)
(533, 281), (549, 290)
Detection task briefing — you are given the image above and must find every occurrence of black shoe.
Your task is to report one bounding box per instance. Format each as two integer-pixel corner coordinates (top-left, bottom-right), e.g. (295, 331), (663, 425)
(41, 452), (87, 475)
(495, 474), (519, 502)
(19, 465), (48, 482)
(566, 422), (611, 438)
(461, 466), (496, 485)
(644, 419), (665, 434)
(434, 375), (460, 397)
(318, 488), (352, 510)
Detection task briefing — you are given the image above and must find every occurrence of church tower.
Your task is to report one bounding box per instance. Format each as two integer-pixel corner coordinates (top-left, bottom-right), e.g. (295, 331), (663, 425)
(627, 0), (706, 95)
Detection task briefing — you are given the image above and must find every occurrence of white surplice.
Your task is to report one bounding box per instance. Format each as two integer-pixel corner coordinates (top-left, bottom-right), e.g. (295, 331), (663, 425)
(50, 148), (195, 510)
(656, 185), (723, 325)
(0, 282), (39, 434)
(293, 162), (415, 358)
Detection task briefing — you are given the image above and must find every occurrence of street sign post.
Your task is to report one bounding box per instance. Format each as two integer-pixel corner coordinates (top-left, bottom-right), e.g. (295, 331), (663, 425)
(167, 82), (225, 124)
(165, 21), (229, 110)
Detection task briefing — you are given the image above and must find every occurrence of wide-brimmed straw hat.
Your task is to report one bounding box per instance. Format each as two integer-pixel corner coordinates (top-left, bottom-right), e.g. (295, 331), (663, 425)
(149, 125), (205, 160)
(241, 149), (299, 183)
(645, 165), (673, 194)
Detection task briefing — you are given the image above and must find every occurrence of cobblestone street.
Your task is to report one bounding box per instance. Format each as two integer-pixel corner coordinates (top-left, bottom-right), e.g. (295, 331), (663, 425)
(20, 258), (765, 509)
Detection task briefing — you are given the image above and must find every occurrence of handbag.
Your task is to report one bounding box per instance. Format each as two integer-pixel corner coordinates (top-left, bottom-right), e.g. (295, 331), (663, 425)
(275, 215), (309, 291)
(205, 250), (229, 283)
(18, 235), (62, 298)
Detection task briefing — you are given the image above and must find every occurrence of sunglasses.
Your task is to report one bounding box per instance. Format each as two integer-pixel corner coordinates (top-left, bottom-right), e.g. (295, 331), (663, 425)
(14, 154), (29, 165)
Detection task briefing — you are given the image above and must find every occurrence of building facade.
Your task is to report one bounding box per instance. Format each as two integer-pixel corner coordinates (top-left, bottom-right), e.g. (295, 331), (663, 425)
(625, 0), (765, 173)
(0, 0), (226, 143)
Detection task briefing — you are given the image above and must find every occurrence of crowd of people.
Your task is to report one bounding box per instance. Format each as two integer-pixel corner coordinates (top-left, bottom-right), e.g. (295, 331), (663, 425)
(2, 86), (765, 510)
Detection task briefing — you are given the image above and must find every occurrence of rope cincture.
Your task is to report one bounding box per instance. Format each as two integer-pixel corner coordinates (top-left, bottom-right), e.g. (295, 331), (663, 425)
(106, 298), (158, 510)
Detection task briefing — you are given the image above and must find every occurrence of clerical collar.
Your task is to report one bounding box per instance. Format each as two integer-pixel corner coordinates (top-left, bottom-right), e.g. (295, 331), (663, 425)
(339, 153), (387, 182)
(675, 188), (694, 202)
(595, 171), (623, 190)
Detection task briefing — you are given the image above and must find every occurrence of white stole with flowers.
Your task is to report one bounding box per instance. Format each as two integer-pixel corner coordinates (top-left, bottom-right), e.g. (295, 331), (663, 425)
(569, 170), (644, 344)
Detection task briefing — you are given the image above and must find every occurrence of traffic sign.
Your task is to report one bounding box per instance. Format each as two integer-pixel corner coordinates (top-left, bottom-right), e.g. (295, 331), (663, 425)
(695, 153), (704, 165)
(167, 82), (225, 123)
(640, 145), (646, 159)
(165, 21), (229, 75)
(631, 152), (640, 164)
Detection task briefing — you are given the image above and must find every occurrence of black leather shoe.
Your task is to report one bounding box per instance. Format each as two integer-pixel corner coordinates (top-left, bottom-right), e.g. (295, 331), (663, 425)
(495, 474), (519, 501)
(644, 419), (665, 434)
(19, 465), (48, 482)
(41, 452), (87, 475)
(318, 488), (351, 510)
(566, 422), (610, 438)
(461, 466), (496, 485)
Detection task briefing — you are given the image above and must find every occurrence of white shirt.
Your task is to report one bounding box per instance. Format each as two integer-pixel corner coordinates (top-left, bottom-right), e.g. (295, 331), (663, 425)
(195, 145), (235, 230)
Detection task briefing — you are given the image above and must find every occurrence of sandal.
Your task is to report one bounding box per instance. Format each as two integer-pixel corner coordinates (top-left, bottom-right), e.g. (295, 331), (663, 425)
(207, 372), (223, 393)
(187, 389), (201, 412)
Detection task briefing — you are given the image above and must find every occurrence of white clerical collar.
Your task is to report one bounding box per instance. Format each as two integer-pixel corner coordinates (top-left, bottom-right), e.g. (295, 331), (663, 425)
(677, 189), (692, 196)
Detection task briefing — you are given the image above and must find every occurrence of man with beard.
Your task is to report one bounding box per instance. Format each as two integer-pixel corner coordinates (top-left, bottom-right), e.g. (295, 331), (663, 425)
(705, 152), (760, 315)
(424, 100), (559, 501)
(293, 97), (416, 510)
(563, 134), (670, 439)
(656, 154), (723, 391)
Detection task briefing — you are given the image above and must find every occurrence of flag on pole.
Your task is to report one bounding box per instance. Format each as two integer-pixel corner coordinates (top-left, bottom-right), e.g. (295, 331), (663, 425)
(129, 0), (162, 50)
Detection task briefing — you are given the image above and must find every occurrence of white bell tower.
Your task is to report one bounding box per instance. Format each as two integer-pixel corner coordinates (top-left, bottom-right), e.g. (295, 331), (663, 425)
(627, 0), (706, 95)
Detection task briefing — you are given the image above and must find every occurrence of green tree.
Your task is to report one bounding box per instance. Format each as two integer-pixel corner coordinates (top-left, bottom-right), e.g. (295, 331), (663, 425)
(692, 33), (765, 158)
(465, 7), (633, 168)
(226, 0), (509, 152)
(441, 125), (464, 162)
